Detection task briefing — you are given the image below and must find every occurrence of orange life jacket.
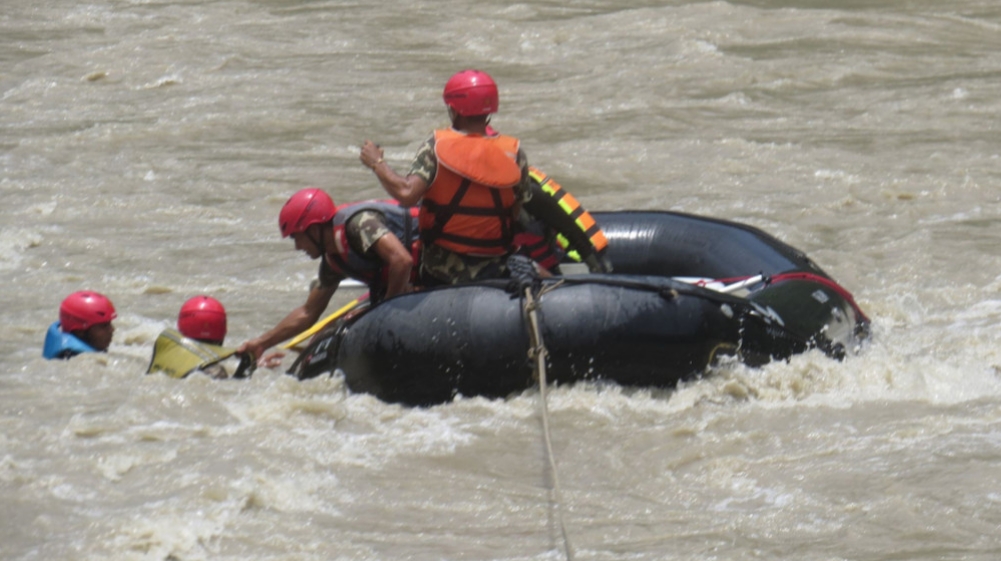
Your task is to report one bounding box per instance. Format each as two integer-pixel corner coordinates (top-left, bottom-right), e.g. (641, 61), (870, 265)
(419, 128), (522, 256)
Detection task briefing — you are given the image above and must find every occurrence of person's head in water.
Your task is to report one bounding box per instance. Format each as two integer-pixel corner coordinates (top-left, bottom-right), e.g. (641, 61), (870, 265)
(60, 291), (117, 352)
(177, 295), (227, 346)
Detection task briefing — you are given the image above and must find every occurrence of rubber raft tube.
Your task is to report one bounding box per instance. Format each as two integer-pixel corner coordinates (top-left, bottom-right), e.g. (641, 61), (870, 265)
(596, 210), (827, 279)
(291, 211), (870, 407)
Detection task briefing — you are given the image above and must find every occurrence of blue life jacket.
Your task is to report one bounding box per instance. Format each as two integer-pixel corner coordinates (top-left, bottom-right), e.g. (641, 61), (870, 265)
(43, 321), (96, 360)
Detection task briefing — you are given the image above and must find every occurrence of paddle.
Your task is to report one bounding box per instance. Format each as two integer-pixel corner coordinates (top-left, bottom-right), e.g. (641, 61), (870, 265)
(715, 275), (765, 294)
(672, 275), (764, 293)
(282, 293), (370, 351)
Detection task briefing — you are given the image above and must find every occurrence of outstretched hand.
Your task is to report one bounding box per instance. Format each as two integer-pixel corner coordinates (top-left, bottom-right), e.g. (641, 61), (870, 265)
(236, 340), (267, 365)
(237, 340), (285, 369)
(259, 351), (286, 369)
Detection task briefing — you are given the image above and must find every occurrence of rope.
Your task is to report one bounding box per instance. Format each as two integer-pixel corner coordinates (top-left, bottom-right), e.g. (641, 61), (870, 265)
(523, 287), (575, 561)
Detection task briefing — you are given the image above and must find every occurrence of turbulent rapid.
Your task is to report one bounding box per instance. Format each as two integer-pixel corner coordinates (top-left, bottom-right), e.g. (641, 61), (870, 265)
(2, 1), (1001, 559)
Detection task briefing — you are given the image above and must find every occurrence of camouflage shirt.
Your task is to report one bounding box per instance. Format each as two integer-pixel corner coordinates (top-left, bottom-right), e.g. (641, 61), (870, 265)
(317, 210), (393, 288)
(408, 133), (532, 284)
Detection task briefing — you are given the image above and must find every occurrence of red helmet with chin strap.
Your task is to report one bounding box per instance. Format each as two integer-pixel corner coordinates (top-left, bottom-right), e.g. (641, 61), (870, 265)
(177, 295), (227, 343)
(60, 291), (117, 333)
(279, 188), (336, 238)
(443, 70), (498, 117)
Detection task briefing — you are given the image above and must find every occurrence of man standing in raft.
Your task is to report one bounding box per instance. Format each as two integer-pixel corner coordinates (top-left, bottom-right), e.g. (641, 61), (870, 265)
(43, 291), (117, 359)
(237, 188), (417, 363)
(360, 69), (531, 285)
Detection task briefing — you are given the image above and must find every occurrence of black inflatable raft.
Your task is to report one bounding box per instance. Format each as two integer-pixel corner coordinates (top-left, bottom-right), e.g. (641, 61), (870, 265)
(290, 211), (870, 406)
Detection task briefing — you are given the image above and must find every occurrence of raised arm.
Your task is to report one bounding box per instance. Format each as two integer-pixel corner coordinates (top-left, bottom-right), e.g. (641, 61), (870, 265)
(360, 140), (430, 207)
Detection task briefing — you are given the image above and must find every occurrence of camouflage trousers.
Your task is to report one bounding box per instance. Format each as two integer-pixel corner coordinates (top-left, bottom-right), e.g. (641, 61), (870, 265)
(419, 244), (510, 286)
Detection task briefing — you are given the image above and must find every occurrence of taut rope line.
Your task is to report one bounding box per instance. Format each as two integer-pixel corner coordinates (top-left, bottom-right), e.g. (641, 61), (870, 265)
(524, 284), (575, 561)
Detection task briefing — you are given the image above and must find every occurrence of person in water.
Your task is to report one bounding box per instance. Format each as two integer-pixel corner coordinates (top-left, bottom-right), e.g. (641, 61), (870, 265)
(177, 295), (227, 345)
(236, 188), (417, 364)
(43, 291), (117, 359)
(147, 295), (241, 379)
(360, 69), (533, 285)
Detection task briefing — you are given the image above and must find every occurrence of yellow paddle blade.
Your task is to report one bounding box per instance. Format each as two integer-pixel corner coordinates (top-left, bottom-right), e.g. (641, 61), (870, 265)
(282, 293), (369, 351)
(147, 328), (236, 379)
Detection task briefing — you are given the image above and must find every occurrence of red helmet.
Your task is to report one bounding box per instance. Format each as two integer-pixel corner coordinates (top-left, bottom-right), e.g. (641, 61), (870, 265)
(279, 188), (336, 238)
(177, 295), (227, 343)
(60, 291), (117, 333)
(443, 70), (498, 117)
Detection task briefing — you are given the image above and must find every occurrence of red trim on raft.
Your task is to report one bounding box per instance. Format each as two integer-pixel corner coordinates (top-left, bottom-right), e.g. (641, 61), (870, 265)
(717, 272), (870, 324)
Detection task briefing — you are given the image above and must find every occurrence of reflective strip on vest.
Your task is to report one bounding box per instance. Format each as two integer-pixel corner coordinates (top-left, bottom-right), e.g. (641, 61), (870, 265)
(528, 167), (609, 256)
